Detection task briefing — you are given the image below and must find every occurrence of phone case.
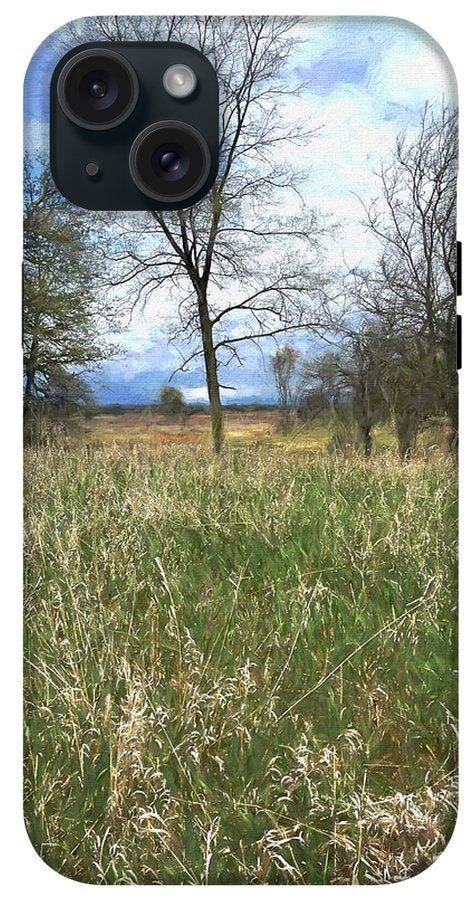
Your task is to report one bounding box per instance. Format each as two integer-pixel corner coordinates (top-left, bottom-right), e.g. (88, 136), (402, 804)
(23, 16), (458, 884)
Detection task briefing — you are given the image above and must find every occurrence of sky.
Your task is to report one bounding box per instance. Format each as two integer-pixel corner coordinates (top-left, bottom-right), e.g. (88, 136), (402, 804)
(24, 17), (457, 405)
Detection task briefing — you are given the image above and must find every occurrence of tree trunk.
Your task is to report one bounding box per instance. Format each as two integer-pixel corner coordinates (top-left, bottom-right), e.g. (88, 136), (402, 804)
(395, 407), (418, 460)
(444, 341), (458, 457)
(197, 288), (224, 454)
(24, 368), (34, 404)
(447, 406), (458, 457)
(361, 422), (372, 458)
(356, 382), (372, 458)
(24, 334), (38, 412)
(280, 407), (292, 434)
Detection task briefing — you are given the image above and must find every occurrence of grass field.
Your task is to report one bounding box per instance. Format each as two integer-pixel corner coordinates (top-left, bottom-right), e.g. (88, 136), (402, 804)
(24, 424), (458, 884)
(84, 408), (447, 453)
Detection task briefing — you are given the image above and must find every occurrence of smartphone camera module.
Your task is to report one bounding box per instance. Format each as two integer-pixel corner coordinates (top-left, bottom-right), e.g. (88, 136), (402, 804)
(129, 121), (211, 204)
(57, 48), (139, 130)
(51, 42), (218, 209)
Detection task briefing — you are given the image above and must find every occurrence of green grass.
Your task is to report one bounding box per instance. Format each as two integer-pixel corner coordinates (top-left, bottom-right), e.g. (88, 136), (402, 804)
(24, 441), (458, 884)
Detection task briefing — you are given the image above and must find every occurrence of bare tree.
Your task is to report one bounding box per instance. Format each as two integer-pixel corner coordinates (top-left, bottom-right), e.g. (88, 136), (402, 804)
(350, 102), (458, 451)
(271, 344), (301, 432)
(64, 16), (335, 453)
(302, 327), (388, 457)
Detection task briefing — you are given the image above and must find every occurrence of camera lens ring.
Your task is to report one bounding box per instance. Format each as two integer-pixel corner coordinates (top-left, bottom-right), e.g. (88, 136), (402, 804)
(129, 120), (211, 204)
(57, 48), (139, 131)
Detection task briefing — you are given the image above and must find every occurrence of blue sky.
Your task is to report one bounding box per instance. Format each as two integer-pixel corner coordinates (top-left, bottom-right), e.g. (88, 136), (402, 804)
(25, 17), (457, 405)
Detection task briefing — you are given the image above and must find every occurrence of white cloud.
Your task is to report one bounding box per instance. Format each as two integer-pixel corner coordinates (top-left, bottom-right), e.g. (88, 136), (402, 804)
(182, 386), (209, 401)
(369, 19), (457, 109)
(24, 119), (49, 156)
(275, 18), (457, 273)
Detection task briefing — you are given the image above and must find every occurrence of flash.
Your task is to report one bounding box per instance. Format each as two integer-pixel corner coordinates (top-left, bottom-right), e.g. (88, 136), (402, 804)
(163, 64), (197, 99)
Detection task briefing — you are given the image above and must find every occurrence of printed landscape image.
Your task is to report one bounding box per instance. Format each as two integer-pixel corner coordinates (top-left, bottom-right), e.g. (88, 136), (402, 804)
(23, 16), (458, 884)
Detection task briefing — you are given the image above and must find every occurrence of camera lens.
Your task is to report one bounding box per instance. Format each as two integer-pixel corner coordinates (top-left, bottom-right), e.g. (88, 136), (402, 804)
(57, 49), (139, 131)
(129, 121), (211, 204)
(160, 151), (181, 173)
(150, 143), (190, 182)
(88, 80), (107, 99)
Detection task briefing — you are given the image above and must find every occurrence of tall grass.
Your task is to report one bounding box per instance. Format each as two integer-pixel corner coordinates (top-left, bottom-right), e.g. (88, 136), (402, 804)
(24, 442), (457, 884)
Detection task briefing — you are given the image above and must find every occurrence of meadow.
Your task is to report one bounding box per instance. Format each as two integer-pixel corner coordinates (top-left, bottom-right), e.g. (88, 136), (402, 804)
(24, 419), (458, 884)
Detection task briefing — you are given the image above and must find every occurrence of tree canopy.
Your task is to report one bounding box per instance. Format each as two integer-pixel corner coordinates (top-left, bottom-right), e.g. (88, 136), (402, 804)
(155, 385), (185, 416)
(23, 155), (118, 424)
